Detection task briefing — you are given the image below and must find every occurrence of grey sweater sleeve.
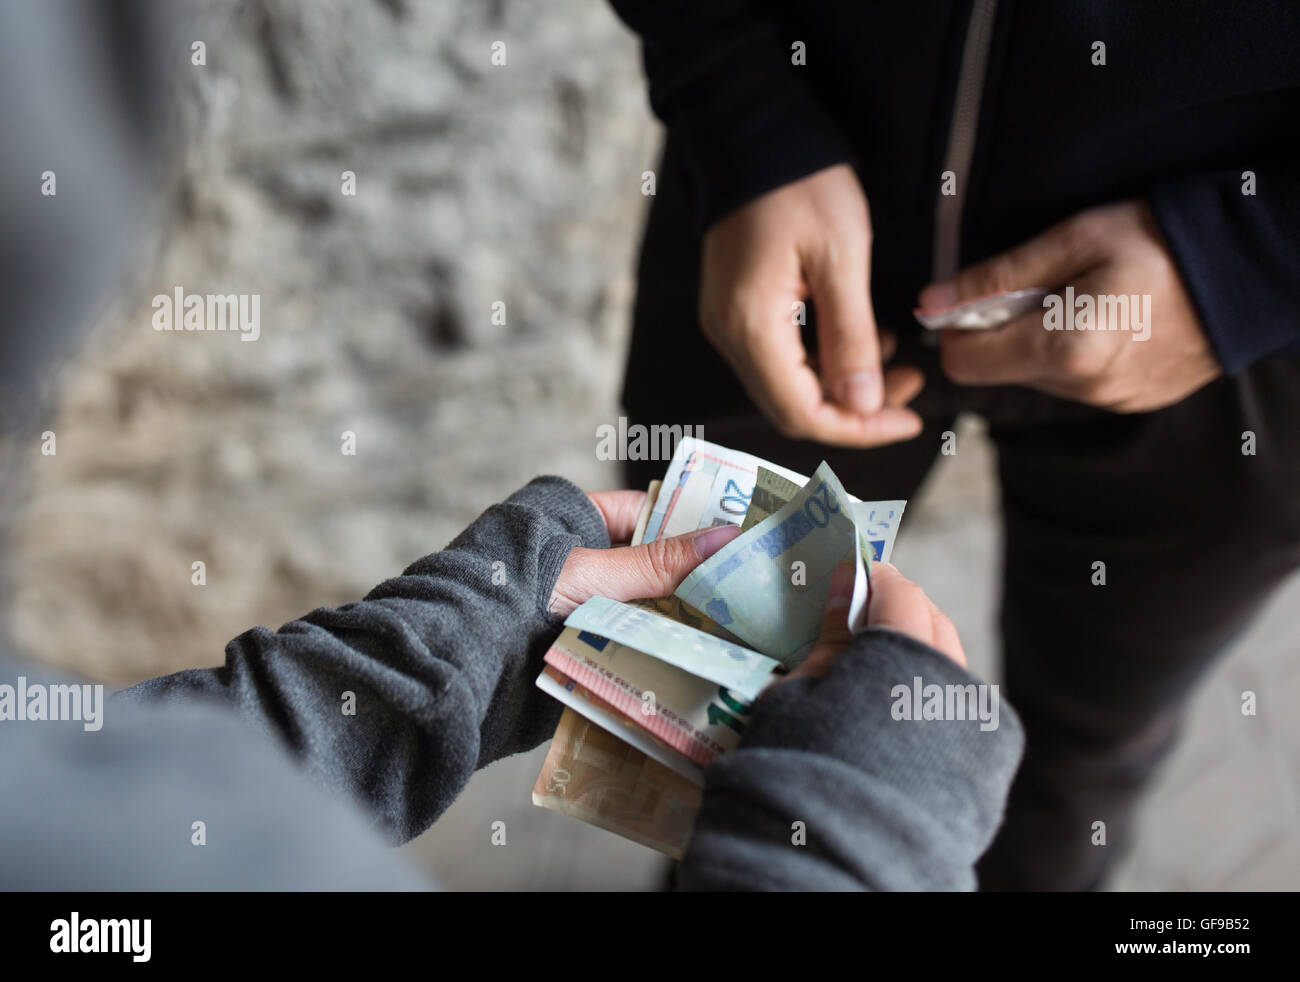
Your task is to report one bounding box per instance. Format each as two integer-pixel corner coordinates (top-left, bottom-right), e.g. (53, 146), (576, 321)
(119, 475), (608, 844)
(1, 655), (429, 891)
(678, 629), (1025, 891)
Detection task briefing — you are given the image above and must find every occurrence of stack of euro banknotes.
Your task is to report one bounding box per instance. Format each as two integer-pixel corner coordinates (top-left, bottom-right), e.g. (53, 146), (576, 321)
(531, 437), (907, 857)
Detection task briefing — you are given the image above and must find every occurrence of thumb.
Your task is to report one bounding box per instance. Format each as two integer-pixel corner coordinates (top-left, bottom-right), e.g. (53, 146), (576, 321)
(918, 213), (1100, 309)
(805, 240), (883, 415)
(548, 524), (741, 617)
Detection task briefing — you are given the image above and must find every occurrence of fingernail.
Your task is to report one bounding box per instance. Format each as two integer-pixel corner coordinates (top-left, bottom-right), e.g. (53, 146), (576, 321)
(919, 282), (959, 309)
(825, 563), (855, 612)
(689, 523), (741, 559)
(838, 370), (882, 414)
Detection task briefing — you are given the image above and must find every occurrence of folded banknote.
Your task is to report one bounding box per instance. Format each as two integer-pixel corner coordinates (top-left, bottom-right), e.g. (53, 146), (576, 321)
(531, 438), (909, 855)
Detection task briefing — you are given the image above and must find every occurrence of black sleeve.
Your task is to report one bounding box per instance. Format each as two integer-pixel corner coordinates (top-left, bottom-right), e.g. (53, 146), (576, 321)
(1150, 167), (1300, 373)
(609, 0), (858, 230)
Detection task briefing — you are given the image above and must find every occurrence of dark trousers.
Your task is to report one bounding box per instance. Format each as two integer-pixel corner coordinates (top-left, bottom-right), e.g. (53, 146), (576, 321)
(623, 143), (1300, 890)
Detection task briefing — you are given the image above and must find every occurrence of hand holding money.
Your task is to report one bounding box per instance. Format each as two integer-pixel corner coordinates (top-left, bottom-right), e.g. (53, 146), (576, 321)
(533, 437), (912, 856)
(546, 490), (740, 619)
(783, 561), (967, 685)
(920, 199), (1221, 412)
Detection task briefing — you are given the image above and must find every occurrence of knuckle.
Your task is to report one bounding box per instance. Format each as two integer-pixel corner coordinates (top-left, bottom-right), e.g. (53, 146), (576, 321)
(874, 568), (915, 602)
(643, 539), (688, 589)
(699, 290), (754, 346)
(818, 230), (868, 270)
(1054, 336), (1107, 377)
(1062, 215), (1104, 255)
(555, 548), (591, 587)
(978, 256), (1020, 295)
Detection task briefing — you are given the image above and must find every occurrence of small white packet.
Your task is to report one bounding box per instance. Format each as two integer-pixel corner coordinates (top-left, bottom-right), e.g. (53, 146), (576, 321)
(914, 287), (1051, 330)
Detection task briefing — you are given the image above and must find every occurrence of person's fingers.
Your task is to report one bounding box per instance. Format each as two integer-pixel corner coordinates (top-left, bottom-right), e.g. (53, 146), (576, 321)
(927, 603), (968, 669)
(804, 233), (882, 415)
(548, 523), (741, 617)
(882, 364), (925, 408)
(812, 349), (923, 409)
(880, 329), (898, 364)
(923, 210), (1106, 389)
(1031, 267), (1127, 396)
(585, 490), (648, 545)
(868, 564), (968, 667)
(917, 210), (1105, 309)
(813, 340), (919, 405)
(784, 561), (856, 683)
(937, 310), (1055, 386)
(739, 319), (924, 446)
(797, 402), (924, 447)
(865, 563), (935, 645)
(702, 266), (855, 444)
(940, 264), (1127, 391)
(698, 178), (920, 449)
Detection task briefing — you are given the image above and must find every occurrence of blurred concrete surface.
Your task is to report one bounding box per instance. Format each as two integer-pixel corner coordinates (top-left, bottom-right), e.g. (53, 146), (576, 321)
(8, 0), (659, 682)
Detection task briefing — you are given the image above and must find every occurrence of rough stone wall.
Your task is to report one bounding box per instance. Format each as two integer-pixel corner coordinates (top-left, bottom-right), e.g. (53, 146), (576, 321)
(8, 0), (660, 684)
